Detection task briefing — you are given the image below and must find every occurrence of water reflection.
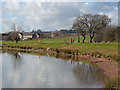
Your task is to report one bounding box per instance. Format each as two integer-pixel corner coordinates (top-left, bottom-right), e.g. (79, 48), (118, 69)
(0, 52), (2, 89)
(13, 53), (21, 69)
(9, 52), (22, 70)
(2, 52), (105, 88)
(71, 60), (72, 64)
(72, 61), (105, 87)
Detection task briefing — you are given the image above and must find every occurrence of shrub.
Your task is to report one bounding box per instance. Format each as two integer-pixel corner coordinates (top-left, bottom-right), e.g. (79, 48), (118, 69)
(4, 32), (20, 43)
(94, 30), (104, 42)
(94, 25), (119, 43)
(105, 77), (119, 89)
(104, 27), (116, 42)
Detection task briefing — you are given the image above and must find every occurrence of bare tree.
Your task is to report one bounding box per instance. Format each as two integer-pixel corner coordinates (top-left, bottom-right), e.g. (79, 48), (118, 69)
(72, 14), (111, 43)
(9, 24), (22, 43)
(10, 32), (20, 43)
(72, 18), (87, 43)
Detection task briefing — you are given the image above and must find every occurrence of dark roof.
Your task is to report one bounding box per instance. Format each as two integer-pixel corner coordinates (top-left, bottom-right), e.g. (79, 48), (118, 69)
(59, 29), (76, 33)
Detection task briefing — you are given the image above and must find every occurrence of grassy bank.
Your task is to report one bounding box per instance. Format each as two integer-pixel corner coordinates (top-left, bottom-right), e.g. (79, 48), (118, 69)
(1, 36), (119, 89)
(105, 77), (119, 89)
(2, 36), (118, 62)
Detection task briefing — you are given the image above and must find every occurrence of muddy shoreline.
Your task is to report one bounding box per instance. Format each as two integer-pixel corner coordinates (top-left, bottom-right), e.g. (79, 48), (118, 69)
(1, 46), (118, 79)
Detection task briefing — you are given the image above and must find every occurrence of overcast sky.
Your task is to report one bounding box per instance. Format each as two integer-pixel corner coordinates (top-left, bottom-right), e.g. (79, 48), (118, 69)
(0, 0), (119, 33)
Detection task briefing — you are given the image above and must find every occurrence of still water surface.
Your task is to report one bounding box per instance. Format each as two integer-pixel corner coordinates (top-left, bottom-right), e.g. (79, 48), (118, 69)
(2, 51), (105, 88)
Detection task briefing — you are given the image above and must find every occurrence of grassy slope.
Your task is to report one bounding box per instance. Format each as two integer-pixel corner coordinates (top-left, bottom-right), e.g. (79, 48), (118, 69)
(2, 36), (118, 62)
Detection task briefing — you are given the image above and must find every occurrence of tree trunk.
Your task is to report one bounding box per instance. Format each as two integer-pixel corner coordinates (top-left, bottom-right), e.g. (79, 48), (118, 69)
(89, 37), (92, 43)
(82, 35), (86, 43)
(89, 34), (94, 43)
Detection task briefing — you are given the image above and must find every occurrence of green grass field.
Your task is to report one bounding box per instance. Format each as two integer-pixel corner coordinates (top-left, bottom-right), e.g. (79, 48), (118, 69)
(2, 36), (118, 62)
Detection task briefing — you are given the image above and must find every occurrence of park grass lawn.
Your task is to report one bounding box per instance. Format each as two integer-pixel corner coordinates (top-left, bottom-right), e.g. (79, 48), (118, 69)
(2, 36), (118, 62)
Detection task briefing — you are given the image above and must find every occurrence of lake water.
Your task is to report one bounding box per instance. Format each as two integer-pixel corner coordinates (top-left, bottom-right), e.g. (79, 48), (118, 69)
(1, 51), (106, 88)
(0, 51), (1, 89)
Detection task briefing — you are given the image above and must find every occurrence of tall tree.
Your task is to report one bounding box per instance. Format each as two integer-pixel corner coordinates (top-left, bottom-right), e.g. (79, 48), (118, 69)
(10, 24), (22, 43)
(72, 16), (87, 43)
(72, 14), (111, 43)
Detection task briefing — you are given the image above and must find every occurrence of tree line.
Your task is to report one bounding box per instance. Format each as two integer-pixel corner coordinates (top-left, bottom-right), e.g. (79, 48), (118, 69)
(94, 25), (119, 43)
(3, 13), (119, 43)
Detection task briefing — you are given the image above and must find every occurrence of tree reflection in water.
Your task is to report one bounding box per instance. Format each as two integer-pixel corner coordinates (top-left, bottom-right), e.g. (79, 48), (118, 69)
(11, 52), (22, 70)
(72, 61), (105, 85)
